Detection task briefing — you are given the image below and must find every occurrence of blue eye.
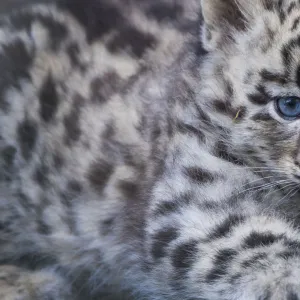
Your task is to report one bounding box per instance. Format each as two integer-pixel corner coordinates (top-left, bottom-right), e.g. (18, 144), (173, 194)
(276, 97), (300, 120)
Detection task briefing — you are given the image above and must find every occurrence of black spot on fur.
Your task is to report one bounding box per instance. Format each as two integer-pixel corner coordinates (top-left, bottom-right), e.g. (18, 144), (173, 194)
(184, 167), (214, 183)
(33, 163), (49, 188)
(177, 122), (205, 142)
(68, 180), (82, 194)
(279, 10), (286, 24)
(248, 86), (271, 105)
(263, 0), (275, 11)
(153, 194), (192, 217)
(152, 227), (179, 260)
(153, 201), (179, 216)
(1, 146), (16, 169)
(281, 38), (299, 68)
(10, 13), (68, 50)
(17, 119), (38, 160)
(107, 26), (157, 58)
(259, 290), (272, 300)
(63, 94), (83, 146)
(53, 152), (64, 170)
(208, 215), (245, 240)
(0, 252), (58, 271)
(243, 232), (282, 248)
(101, 217), (115, 236)
(215, 141), (245, 165)
(172, 240), (198, 274)
(206, 249), (237, 282)
(61, 180), (83, 207)
(146, 2), (183, 23)
(59, 0), (124, 42)
(241, 253), (267, 268)
(118, 180), (139, 200)
(67, 43), (86, 71)
(0, 39), (33, 111)
(87, 159), (114, 194)
(37, 219), (52, 235)
(213, 100), (236, 118)
(296, 65), (300, 88)
(251, 113), (273, 122)
(287, 292), (299, 300)
(260, 69), (287, 85)
(195, 105), (211, 124)
(292, 17), (300, 31)
(90, 72), (121, 103)
(39, 74), (59, 122)
(288, 2), (296, 15)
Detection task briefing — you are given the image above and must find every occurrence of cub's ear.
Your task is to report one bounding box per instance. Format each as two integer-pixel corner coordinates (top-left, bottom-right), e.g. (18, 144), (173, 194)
(201, 0), (261, 50)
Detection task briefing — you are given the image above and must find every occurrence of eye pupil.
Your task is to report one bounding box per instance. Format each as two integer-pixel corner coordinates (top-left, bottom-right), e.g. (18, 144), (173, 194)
(276, 97), (300, 120)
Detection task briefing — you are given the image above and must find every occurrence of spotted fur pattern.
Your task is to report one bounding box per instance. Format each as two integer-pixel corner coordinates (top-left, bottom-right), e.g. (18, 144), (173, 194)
(1, 0), (300, 299)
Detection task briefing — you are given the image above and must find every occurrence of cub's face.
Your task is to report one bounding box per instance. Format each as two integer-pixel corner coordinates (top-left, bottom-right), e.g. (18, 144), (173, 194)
(201, 0), (300, 185)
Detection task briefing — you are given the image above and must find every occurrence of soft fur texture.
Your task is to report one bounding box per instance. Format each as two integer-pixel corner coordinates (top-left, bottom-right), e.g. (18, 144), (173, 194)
(1, 0), (300, 299)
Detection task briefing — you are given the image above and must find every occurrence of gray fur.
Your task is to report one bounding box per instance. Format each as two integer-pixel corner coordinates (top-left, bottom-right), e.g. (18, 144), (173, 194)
(1, 0), (300, 299)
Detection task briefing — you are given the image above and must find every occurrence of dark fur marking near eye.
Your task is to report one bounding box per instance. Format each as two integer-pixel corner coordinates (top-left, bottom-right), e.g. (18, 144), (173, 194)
(243, 232), (282, 248)
(17, 119), (38, 160)
(206, 249), (237, 282)
(107, 26), (157, 58)
(91, 72), (121, 103)
(292, 17), (300, 31)
(213, 100), (234, 118)
(207, 215), (245, 240)
(39, 74), (59, 122)
(195, 104), (211, 123)
(281, 38), (299, 68)
(215, 141), (245, 165)
(296, 65), (300, 88)
(248, 85), (270, 105)
(288, 2), (297, 14)
(251, 113), (273, 122)
(63, 94), (83, 146)
(0, 39), (33, 111)
(59, 0), (124, 42)
(177, 122), (205, 142)
(172, 240), (198, 274)
(151, 227), (179, 260)
(184, 167), (214, 184)
(241, 253), (267, 268)
(260, 69), (287, 85)
(87, 159), (114, 194)
(146, 2), (183, 22)
(213, 100), (246, 121)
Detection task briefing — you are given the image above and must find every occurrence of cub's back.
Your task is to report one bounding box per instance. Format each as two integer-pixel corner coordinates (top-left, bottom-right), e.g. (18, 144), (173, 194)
(0, 0), (201, 267)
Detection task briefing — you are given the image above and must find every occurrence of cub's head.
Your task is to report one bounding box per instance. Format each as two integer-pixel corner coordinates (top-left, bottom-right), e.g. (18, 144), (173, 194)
(200, 0), (300, 185)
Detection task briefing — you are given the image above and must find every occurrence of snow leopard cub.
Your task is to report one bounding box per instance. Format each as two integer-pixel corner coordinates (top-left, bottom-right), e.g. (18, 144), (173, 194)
(1, 0), (300, 299)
